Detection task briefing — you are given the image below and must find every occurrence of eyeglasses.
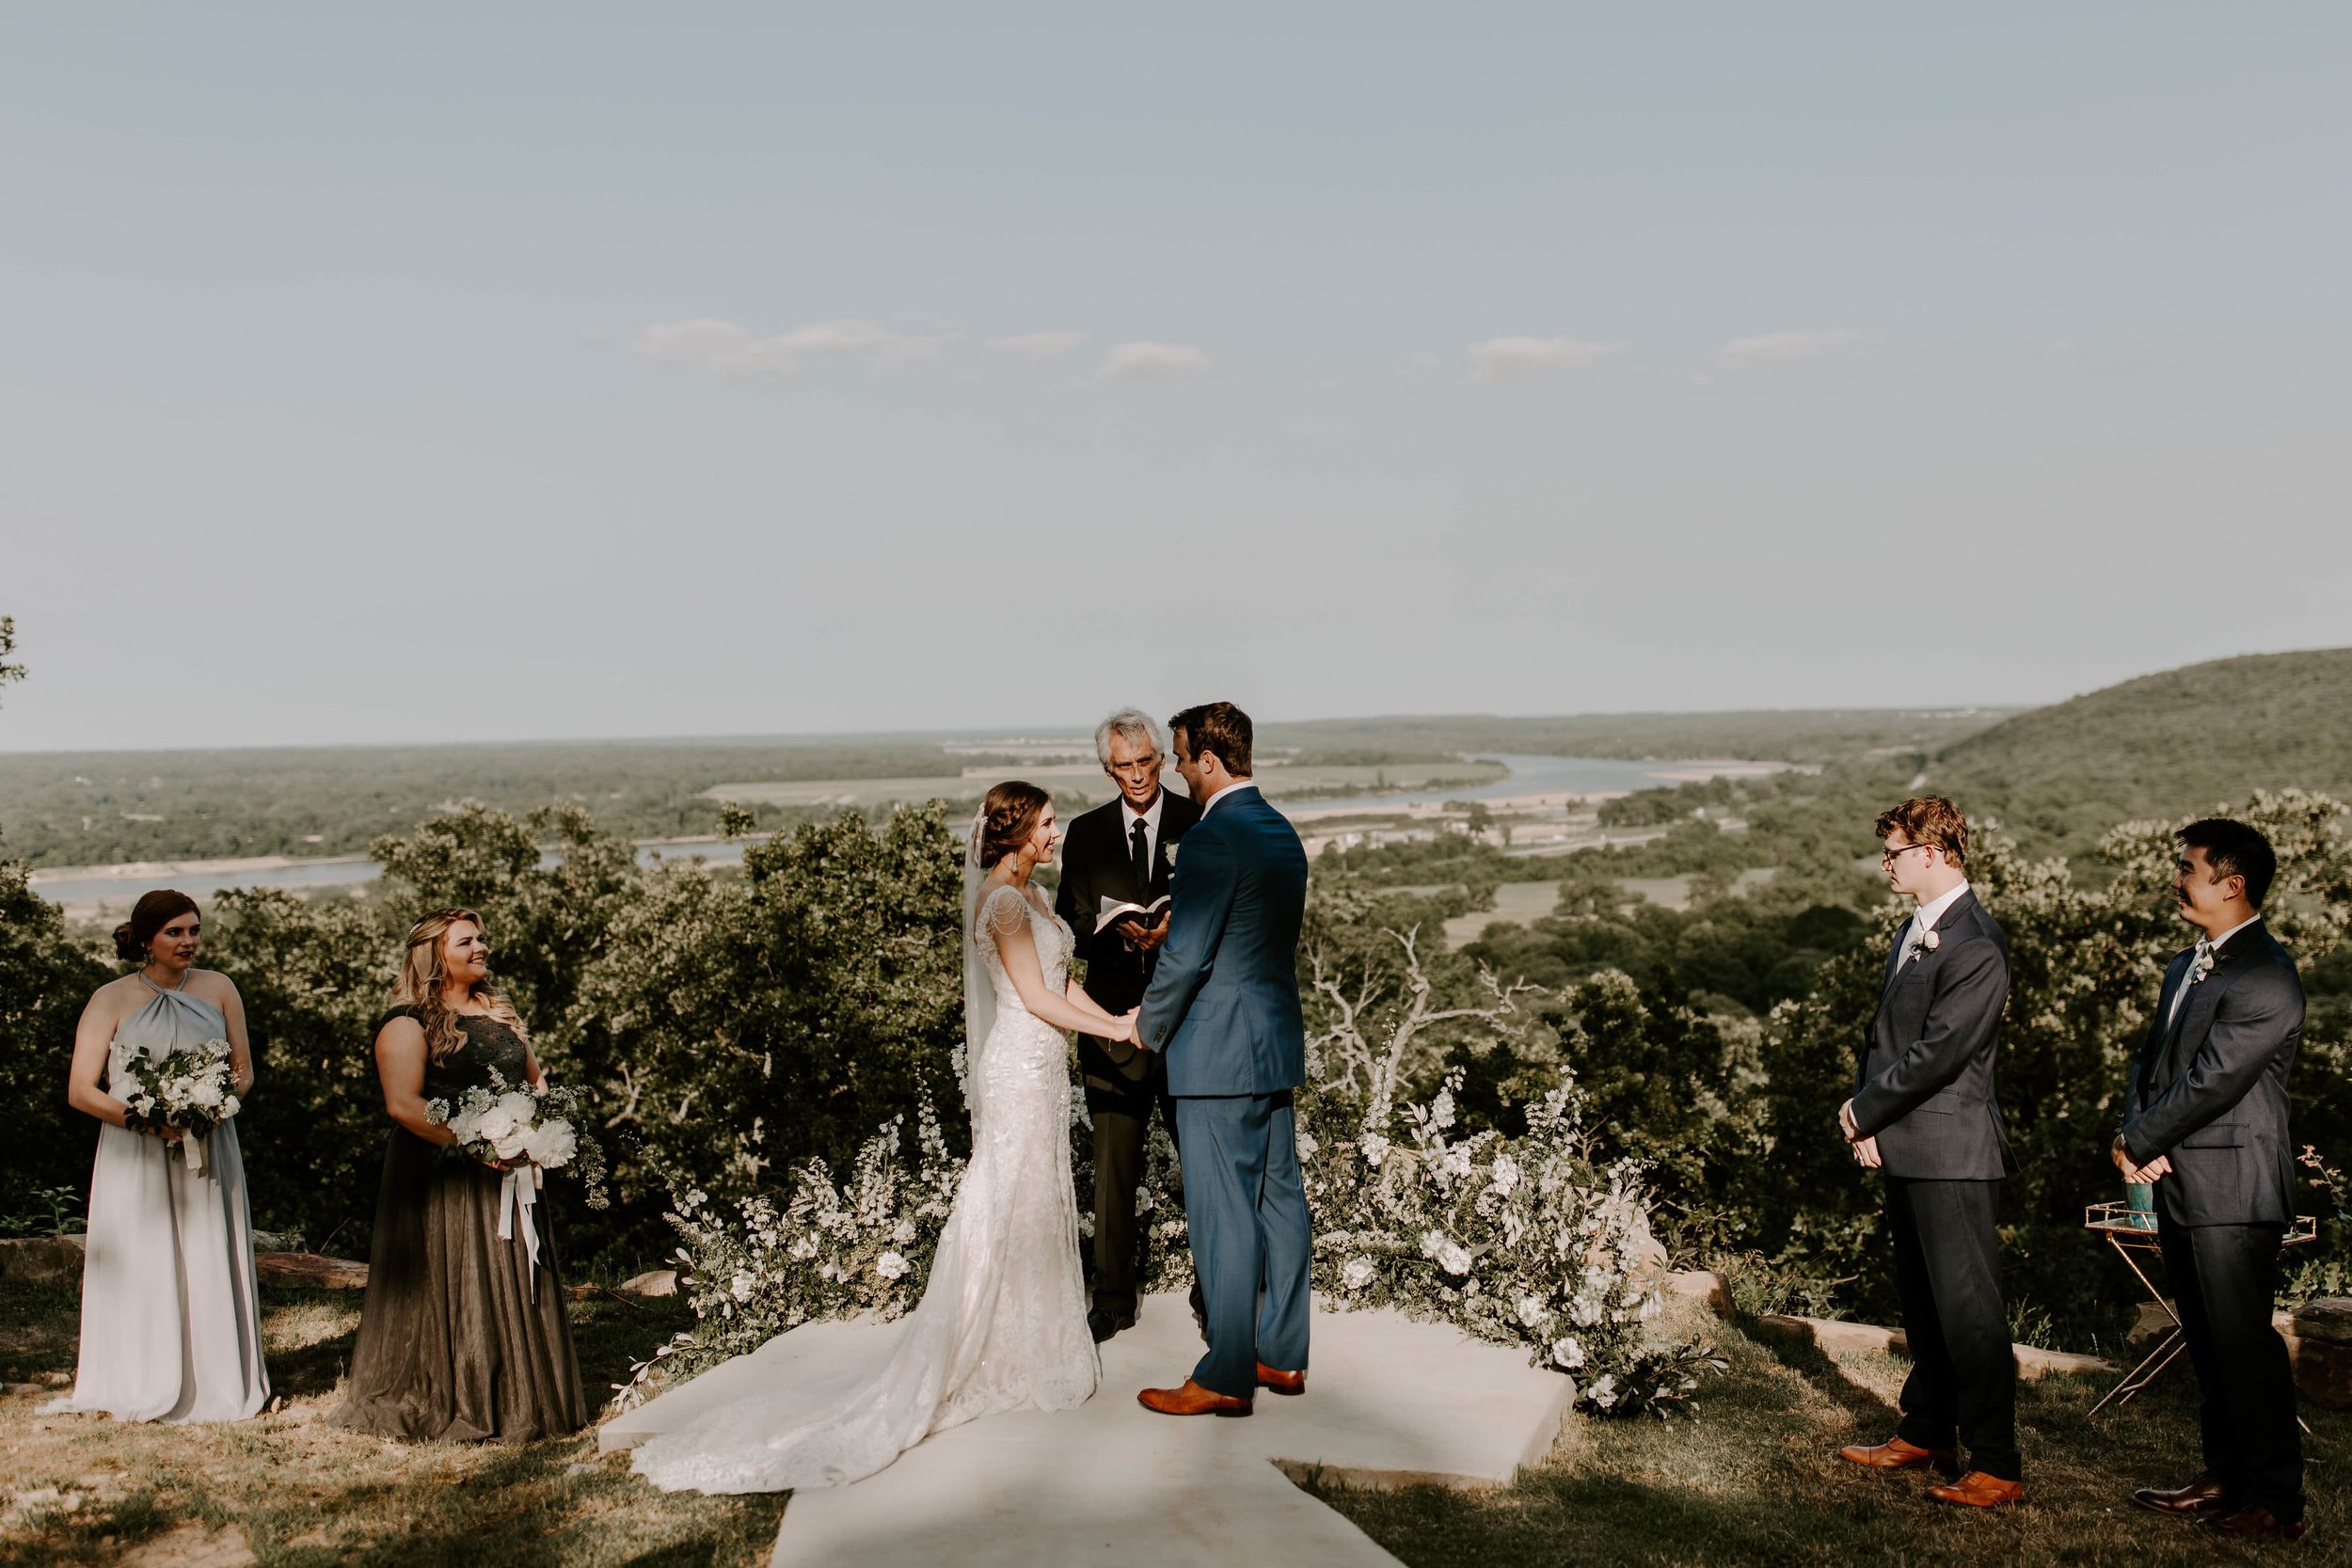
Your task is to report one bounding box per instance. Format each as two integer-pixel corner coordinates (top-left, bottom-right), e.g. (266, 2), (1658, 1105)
(1881, 844), (1934, 866)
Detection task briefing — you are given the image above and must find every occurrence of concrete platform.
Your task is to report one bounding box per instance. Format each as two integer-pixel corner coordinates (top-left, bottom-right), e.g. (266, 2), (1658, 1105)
(603, 1290), (1577, 1567)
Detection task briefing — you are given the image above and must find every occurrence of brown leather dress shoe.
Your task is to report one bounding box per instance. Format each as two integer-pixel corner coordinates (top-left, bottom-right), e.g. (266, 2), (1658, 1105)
(1929, 1472), (2023, 1509)
(1837, 1436), (1956, 1471)
(2131, 1473), (2234, 1516)
(1256, 1362), (1306, 1395)
(1137, 1379), (1252, 1418)
(2198, 1503), (2306, 1542)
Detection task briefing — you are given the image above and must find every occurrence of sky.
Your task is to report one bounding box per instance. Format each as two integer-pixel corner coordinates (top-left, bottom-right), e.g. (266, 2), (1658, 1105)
(3, 4), (2348, 752)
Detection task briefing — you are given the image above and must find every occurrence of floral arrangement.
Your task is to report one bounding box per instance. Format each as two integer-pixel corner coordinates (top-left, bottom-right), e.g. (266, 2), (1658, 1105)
(117, 1036), (241, 1175)
(625, 1053), (1714, 1418)
(614, 1093), (962, 1408)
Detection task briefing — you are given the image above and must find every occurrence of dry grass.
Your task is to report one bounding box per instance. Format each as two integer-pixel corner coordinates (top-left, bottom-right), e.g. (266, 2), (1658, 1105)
(1314, 1314), (2350, 1566)
(0, 1275), (783, 1568)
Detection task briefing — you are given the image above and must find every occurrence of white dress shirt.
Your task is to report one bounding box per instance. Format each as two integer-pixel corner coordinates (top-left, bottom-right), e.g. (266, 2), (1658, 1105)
(1121, 790), (1168, 872)
(1900, 879), (1972, 965)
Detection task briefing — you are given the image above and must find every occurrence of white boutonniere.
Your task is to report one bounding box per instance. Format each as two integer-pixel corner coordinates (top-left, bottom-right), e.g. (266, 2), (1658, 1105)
(1163, 842), (1179, 869)
(1905, 927), (1939, 962)
(2187, 943), (2216, 985)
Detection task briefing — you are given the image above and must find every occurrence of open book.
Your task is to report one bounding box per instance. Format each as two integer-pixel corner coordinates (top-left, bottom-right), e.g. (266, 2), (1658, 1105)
(1095, 894), (1171, 935)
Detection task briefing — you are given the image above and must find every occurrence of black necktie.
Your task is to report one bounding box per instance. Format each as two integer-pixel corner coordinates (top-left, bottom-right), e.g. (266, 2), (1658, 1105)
(1131, 818), (1151, 888)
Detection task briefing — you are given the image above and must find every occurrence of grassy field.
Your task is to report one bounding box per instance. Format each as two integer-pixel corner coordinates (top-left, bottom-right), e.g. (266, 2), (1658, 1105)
(0, 1275), (783, 1568)
(8, 1273), (2342, 1567)
(1321, 1315), (2347, 1567)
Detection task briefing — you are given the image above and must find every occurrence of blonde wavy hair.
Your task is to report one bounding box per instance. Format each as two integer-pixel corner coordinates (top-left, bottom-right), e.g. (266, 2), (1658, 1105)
(393, 907), (530, 1064)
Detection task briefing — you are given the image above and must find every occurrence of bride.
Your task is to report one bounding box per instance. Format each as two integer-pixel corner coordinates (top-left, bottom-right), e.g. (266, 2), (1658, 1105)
(632, 781), (1137, 1493)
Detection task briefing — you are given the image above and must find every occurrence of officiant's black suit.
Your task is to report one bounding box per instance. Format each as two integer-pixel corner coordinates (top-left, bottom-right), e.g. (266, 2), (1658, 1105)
(1055, 787), (1200, 1327)
(2122, 920), (2306, 1524)
(1849, 888), (2022, 1481)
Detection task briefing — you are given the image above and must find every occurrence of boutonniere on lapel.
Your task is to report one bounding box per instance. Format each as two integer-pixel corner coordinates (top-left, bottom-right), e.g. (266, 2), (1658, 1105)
(1163, 842), (1179, 870)
(1905, 927), (1940, 963)
(2186, 942), (2217, 987)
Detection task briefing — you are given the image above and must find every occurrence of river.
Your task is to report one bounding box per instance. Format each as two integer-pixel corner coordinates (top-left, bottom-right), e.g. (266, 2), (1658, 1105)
(28, 754), (1781, 911)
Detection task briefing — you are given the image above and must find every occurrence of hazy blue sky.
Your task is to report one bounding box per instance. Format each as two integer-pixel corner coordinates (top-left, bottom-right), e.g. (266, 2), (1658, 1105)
(4, 5), (2347, 751)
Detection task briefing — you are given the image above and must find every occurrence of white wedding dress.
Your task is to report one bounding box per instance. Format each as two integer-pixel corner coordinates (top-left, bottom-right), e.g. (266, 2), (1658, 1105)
(631, 880), (1098, 1494)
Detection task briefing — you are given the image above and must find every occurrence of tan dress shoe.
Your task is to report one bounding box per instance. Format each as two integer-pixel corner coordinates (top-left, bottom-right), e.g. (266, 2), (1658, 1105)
(2198, 1503), (2306, 1542)
(1929, 1472), (2023, 1509)
(1137, 1379), (1253, 1417)
(2131, 1473), (2233, 1516)
(1256, 1362), (1306, 1395)
(1837, 1436), (1955, 1470)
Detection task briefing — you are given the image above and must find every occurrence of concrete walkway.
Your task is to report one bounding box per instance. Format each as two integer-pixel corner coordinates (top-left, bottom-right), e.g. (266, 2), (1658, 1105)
(602, 1291), (1576, 1567)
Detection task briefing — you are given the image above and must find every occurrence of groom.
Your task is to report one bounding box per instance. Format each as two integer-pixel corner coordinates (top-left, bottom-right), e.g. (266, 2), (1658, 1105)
(1134, 702), (1312, 1417)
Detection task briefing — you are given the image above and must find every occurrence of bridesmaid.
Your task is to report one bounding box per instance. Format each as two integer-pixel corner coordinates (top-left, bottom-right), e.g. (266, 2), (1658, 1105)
(330, 908), (586, 1441)
(56, 889), (270, 1422)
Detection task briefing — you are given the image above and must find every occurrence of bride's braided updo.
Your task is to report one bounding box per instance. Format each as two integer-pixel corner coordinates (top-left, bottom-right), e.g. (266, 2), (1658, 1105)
(976, 780), (1051, 870)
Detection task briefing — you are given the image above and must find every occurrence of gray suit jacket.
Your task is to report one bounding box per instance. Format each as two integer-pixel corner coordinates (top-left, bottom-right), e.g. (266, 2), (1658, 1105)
(1850, 888), (2017, 1180)
(2122, 922), (2303, 1227)
(1136, 786), (1309, 1098)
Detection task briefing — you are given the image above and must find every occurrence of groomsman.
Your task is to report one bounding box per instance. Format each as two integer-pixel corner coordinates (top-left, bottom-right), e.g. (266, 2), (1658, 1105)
(1054, 708), (1200, 1343)
(1837, 797), (2023, 1508)
(2116, 818), (2307, 1542)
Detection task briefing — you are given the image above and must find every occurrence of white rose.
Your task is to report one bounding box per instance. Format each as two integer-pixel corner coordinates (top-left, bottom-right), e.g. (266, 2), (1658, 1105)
(1570, 1295), (1602, 1327)
(1587, 1373), (1618, 1409)
(876, 1251), (908, 1280)
(1517, 1295), (1549, 1328)
(1341, 1257), (1375, 1291)
(1551, 1336), (1586, 1370)
(521, 1117), (578, 1169)
(220, 1094), (242, 1118)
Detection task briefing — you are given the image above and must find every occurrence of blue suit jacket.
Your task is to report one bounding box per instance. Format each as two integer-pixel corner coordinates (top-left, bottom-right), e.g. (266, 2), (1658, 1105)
(1136, 784), (1309, 1098)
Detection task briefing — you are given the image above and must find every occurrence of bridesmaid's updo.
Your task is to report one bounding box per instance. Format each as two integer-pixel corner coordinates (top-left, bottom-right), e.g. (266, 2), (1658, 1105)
(976, 781), (1051, 870)
(114, 889), (199, 964)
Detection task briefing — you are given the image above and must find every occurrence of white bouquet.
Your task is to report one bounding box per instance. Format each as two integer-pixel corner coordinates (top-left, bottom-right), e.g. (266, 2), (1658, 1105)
(427, 1071), (605, 1297)
(117, 1037), (241, 1176)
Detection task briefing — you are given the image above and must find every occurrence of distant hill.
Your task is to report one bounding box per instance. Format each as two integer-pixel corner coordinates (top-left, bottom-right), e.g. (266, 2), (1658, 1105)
(1933, 648), (2352, 857)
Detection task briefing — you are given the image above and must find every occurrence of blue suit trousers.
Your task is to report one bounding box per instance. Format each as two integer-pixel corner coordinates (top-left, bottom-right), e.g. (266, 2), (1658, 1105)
(1176, 1090), (1312, 1398)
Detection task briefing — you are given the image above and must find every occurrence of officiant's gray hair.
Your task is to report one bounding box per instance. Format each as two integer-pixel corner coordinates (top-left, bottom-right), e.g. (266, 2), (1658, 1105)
(1094, 707), (1165, 768)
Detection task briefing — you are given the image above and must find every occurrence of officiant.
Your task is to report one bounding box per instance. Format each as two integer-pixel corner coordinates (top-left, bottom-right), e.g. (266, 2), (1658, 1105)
(1055, 707), (1201, 1343)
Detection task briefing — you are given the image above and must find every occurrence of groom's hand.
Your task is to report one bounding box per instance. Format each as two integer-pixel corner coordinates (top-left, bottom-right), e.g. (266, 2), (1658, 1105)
(1837, 1099), (1863, 1143)
(1852, 1135), (1882, 1168)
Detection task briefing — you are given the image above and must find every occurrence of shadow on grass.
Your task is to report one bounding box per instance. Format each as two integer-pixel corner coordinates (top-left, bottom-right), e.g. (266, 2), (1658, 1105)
(1743, 1315), (1903, 1431)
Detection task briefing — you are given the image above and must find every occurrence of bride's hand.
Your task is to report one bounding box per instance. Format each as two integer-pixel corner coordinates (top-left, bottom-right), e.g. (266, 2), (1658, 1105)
(1115, 1008), (1143, 1045)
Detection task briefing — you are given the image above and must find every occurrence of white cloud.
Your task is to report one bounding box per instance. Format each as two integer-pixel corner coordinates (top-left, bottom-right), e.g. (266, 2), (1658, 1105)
(1714, 329), (1883, 368)
(1468, 336), (1624, 379)
(987, 330), (1087, 359)
(634, 317), (957, 374)
(1099, 341), (1212, 380)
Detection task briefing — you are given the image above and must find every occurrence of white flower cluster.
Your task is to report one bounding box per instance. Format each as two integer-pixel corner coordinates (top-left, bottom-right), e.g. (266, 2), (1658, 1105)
(429, 1070), (587, 1171)
(617, 1094), (964, 1410)
(116, 1036), (241, 1143)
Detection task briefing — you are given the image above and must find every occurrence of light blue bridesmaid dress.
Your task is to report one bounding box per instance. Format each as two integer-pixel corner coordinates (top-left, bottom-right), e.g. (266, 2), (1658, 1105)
(51, 974), (270, 1422)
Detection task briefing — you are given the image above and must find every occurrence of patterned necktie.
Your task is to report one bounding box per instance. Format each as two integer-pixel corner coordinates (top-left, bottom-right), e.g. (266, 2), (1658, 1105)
(1131, 817), (1151, 887)
(2167, 940), (2215, 1029)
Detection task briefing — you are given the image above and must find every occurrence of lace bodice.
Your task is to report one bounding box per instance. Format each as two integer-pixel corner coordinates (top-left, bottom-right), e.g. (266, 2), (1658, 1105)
(975, 883), (1072, 998)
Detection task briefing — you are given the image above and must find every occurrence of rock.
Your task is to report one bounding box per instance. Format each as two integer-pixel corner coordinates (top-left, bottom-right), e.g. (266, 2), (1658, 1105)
(39, 1370), (72, 1388)
(0, 1235), (87, 1287)
(2127, 1299), (2178, 1351)
(1661, 1270), (1731, 1317)
(617, 1270), (679, 1299)
(2291, 1297), (2352, 1344)
(248, 1231), (302, 1255)
(1756, 1314), (2116, 1381)
(256, 1252), (368, 1290)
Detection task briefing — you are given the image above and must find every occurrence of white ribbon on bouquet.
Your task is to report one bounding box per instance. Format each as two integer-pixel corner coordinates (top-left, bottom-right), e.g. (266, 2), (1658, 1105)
(182, 1129), (211, 1178)
(497, 1164), (546, 1300)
